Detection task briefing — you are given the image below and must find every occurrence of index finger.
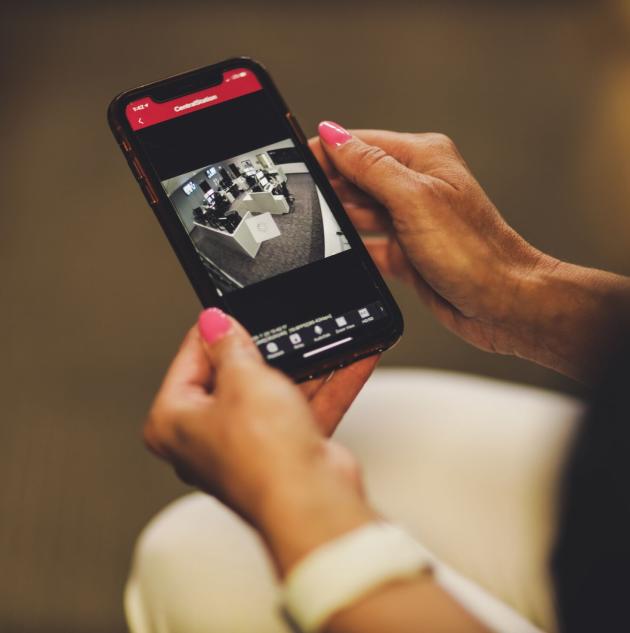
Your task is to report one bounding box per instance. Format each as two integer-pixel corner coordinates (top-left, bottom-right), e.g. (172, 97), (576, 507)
(145, 326), (213, 460)
(351, 130), (466, 173)
(159, 326), (213, 400)
(311, 130), (417, 173)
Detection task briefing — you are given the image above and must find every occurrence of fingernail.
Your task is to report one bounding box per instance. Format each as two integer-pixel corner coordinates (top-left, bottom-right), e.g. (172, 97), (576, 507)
(318, 121), (352, 147)
(198, 308), (232, 344)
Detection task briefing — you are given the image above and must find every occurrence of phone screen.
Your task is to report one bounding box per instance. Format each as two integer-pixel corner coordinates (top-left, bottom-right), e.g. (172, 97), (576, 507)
(121, 65), (401, 376)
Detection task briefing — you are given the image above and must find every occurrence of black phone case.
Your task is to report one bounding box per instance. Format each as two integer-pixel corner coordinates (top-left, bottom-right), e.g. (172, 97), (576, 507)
(107, 57), (403, 381)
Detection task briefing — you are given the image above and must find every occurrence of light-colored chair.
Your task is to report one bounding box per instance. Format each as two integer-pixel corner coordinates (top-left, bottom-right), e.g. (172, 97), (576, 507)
(125, 369), (582, 633)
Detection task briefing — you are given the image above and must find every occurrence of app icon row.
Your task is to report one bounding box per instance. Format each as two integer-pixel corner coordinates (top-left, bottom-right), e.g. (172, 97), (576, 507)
(257, 302), (386, 359)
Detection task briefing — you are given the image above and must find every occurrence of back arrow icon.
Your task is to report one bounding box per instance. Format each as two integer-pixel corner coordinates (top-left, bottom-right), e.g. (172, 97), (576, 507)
(138, 117), (144, 125)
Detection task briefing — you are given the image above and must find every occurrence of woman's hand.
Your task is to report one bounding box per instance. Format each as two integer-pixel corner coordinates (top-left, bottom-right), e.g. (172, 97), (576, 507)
(143, 308), (376, 571)
(313, 123), (546, 356)
(313, 123), (630, 381)
(143, 309), (490, 632)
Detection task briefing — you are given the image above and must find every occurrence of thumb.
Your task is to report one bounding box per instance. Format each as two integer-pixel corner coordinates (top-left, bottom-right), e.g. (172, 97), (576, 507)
(198, 308), (264, 387)
(318, 121), (418, 211)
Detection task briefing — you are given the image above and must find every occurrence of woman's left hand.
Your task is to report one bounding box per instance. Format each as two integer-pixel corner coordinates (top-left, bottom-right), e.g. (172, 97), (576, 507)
(143, 308), (377, 571)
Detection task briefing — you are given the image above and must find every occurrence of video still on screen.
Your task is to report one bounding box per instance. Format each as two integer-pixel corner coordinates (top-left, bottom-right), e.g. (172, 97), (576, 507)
(162, 139), (351, 294)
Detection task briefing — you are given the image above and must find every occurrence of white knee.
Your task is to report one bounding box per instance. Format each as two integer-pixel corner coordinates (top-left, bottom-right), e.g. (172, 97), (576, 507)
(125, 493), (289, 633)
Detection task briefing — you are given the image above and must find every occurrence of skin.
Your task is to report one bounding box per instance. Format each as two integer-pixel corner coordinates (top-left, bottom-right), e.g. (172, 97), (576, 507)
(309, 130), (630, 382)
(144, 128), (630, 632)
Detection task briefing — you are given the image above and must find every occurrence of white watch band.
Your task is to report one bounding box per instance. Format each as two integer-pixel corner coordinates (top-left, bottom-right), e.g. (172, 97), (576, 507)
(280, 522), (434, 632)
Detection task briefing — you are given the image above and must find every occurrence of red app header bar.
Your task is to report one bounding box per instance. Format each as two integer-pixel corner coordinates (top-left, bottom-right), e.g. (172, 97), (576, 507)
(126, 68), (262, 131)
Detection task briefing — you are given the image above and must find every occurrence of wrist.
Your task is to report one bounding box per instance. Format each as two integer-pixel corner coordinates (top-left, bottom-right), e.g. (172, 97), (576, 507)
(500, 251), (562, 357)
(501, 253), (630, 380)
(251, 449), (376, 575)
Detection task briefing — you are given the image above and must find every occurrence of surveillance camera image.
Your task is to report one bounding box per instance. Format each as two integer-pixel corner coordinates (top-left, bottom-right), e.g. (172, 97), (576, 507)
(162, 139), (351, 294)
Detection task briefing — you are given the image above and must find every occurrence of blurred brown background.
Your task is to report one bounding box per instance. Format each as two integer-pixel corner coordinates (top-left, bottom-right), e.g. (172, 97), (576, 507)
(2, 1), (630, 631)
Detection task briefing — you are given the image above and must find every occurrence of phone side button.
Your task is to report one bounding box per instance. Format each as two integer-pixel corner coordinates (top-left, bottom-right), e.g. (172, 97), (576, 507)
(141, 181), (159, 205)
(130, 156), (146, 181)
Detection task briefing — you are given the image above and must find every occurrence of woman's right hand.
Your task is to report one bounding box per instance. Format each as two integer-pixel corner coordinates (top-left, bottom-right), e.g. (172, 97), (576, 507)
(312, 123), (549, 357)
(312, 122), (630, 381)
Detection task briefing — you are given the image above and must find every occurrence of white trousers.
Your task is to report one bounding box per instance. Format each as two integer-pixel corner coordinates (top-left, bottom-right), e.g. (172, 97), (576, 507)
(125, 369), (582, 633)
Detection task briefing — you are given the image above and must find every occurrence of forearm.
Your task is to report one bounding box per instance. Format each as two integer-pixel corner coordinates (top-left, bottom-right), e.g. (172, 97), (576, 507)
(507, 255), (630, 381)
(326, 576), (489, 633)
(253, 463), (489, 633)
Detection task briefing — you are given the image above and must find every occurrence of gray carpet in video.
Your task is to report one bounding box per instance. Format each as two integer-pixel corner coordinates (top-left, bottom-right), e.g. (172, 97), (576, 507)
(191, 173), (325, 288)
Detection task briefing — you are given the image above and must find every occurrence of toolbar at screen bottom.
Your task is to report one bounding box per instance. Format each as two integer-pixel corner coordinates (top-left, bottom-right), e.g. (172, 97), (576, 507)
(253, 301), (386, 361)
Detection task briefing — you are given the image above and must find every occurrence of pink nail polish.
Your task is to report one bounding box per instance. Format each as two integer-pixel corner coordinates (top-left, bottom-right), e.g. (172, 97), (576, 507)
(318, 121), (352, 147)
(198, 308), (232, 344)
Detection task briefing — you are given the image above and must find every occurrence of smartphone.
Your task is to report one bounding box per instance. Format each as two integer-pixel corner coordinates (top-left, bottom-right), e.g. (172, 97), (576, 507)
(108, 57), (403, 381)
